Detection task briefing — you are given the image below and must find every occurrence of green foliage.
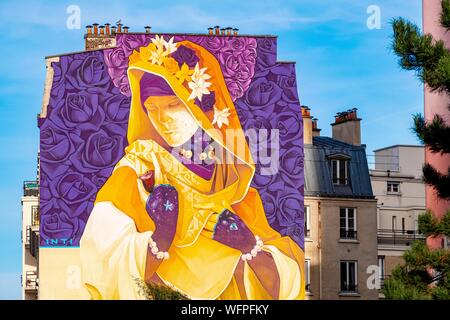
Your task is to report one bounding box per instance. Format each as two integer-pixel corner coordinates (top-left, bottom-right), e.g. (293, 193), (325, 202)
(432, 285), (450, 300)
(413, 112), (450, 154)
(392, 1), (450, 201)
(419, 210), (450, 236)
(419, 211), (441, 235)
(382, 241), (450, 300)
(441, 213), (450, 237)
(387, 1), (450, 300)
(392, 17), (450, 94)
(442, 0), (450, 30)
(383, 275), (431, 300)
(422, 164), (450, 200)
(135, 278), (190, 300)
(412, 111), (450, 199)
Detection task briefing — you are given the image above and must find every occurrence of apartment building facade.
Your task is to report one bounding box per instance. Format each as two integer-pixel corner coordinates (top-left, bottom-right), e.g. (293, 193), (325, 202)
(302, 107), (378, 300)
(370, 145), (426, 281)
(21, 179), (39, 300)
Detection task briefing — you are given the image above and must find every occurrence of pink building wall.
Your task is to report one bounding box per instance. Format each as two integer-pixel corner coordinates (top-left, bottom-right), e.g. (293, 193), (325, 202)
(423, 0), (450, 225)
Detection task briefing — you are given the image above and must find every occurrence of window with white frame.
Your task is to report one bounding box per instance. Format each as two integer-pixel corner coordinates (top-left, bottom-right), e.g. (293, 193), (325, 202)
(331, 158), (349, 185)
(340, 208), (357, 240)
(387, 181), (400, 193)
(305, 206), (311, 238)
(305, 259), (311, 292)
(340, 261), (358, 293)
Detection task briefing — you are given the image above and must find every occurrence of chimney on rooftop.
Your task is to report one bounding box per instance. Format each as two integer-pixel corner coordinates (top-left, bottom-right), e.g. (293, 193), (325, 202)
(84, 22), (117, 51)
(145, 26), (151, 33)
(312, 118), (321, 137)
(302, 106), (321, 144)
(233, 28), (239, 36)
(331, 108), (361, 146)
(105, 23), (111, 35)
(117, 22), (123, 33)
(302, 106), (313, 144)
(123, 26), (129, 33)
(208, 27), (214, 35)
(93, 23), (99, 35)
(214, 26), (220, 35)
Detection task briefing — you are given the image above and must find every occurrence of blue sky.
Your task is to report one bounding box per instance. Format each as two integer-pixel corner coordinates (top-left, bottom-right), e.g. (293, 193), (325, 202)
(0, 0), (423, 299)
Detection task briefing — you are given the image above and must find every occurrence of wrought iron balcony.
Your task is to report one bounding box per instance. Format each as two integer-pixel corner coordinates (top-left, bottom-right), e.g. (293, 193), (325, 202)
(377, 229), (425, 247)
(25, 271), (38, 291)
(23, 181), (39, 197)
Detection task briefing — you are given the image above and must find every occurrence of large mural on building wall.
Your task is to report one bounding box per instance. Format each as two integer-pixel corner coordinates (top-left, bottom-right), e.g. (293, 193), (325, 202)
(39, 33), (305, 299)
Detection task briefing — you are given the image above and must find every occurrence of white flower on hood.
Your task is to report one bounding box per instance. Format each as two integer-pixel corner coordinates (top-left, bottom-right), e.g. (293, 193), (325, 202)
(212, 106), (231, 128)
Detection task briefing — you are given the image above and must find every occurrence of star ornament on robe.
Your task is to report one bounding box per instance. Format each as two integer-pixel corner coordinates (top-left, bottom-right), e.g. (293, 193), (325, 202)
(212, 106), (231, 128)
(163, 200), (174, 212)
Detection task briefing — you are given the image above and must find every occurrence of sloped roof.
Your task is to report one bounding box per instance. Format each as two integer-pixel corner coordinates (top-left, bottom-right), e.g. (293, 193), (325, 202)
(304, 136), (374, 199)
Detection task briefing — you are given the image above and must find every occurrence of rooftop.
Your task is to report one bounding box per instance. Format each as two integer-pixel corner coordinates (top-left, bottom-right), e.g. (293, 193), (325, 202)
(373, 144), (424, 153)
(46, 30), (278, 59)
(304, 136), (374, 199)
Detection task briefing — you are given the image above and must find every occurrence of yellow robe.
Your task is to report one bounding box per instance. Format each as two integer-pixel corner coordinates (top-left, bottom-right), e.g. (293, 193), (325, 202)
(80, 139), (305, 300)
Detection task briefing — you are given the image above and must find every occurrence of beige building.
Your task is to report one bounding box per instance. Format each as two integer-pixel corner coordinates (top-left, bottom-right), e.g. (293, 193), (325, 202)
(303, 107), (378, 300)
(370, 145), (426, 282)
(21, 180), (39, 300)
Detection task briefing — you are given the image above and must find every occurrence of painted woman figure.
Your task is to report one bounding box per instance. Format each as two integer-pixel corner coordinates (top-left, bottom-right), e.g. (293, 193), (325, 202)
(80, 36), (305, 300)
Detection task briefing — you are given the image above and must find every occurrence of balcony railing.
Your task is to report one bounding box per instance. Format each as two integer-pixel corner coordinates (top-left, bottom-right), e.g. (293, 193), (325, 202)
(23, 181), (39, 197)
(377, 229), (426, 247)
(25, 271), (38, 291)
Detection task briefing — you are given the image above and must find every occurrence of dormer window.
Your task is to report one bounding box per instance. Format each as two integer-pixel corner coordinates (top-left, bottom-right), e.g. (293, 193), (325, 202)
(330, 157), (349, 185)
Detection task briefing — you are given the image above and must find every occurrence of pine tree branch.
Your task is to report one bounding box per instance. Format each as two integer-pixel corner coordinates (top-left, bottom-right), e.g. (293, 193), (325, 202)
(442, 0), (450, 30)
(413, 113), (450, 153)
(391, 18), (450, 94)
(423, 163), (450, 200)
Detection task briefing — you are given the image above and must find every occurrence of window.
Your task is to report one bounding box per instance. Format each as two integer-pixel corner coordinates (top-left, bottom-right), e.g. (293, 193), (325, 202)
(392, 216), (397, 231)
(340, 261), (358, 293)
(402, 218), (406, 234)
(331, 159), (349, 185)
(305, 206), (311, 238)
(305, 260), (311, 292)
(387, 181), (400, 193)
(340, 208), (357, 239)
(378, 256), (385, 287)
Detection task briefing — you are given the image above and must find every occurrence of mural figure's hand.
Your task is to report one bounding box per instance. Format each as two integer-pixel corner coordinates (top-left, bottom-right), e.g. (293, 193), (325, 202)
(141, 172), (179, 252)
(211, 209), (256, 254)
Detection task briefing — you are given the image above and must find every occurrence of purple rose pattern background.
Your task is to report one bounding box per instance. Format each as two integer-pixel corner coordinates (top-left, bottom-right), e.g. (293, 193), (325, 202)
(40, 34), (304, 250)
